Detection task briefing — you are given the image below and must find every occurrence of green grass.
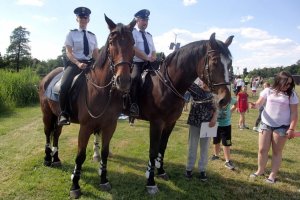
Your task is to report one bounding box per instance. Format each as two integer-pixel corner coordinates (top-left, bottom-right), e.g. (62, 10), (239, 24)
(0, 86), (300, 200)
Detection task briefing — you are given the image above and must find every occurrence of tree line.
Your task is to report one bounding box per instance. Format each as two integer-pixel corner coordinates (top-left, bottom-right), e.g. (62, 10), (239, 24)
(1, 26), (300, 78)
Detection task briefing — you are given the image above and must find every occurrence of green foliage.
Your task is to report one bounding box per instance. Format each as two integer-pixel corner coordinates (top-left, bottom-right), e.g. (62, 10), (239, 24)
(6, 26), (31, 72)
(0, 68), (40, 111)
(248, 65), (300, 78)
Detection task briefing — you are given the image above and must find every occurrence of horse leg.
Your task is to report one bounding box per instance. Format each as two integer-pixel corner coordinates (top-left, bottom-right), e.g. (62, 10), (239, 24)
(156, 123), (176, 180)
(51, 123), (62, 167)
(43, 112), (55, 167)
(98, 125), (116, 191)
(69, 126), (92, 199)
(145, 120), (163, 195)
(93, 131), (101, 162)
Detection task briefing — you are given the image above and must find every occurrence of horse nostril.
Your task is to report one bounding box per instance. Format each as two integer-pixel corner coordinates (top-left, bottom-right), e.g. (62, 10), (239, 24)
(218, 99), (225, 107)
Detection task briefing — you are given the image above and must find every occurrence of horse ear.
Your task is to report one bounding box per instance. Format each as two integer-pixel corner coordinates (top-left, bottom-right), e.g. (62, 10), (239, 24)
(104, 14), (116, 31)
(209, 32), (217, 49)
(209, 32), (216, 41)
(128, 18), (136, 31)
(225, 35), (234, 47)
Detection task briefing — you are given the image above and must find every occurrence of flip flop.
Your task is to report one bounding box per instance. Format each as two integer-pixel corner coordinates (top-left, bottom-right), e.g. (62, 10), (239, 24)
(249, 173), (264, 178)
(265, 178), (276, 184)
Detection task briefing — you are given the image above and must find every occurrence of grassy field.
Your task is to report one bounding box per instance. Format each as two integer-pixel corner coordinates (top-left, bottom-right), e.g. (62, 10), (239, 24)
(0, 86), (300, 200)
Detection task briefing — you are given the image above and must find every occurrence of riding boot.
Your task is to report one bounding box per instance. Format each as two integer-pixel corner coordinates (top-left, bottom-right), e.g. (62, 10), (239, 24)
(58, 91), (70, 126)
(129, 82), (139, 117)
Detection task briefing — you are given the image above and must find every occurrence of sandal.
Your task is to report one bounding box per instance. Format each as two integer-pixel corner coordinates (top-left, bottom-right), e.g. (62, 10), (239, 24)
(265, 178), (276, 184)
(249, 173), (264, 178)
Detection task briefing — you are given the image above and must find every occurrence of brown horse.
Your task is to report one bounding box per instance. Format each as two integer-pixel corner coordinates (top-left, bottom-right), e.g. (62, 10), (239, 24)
(38, 15), (136, 198)
(125, 33), (233, 194)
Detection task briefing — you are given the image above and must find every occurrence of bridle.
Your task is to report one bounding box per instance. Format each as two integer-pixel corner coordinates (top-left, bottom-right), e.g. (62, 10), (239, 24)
(203, 49), (231, 91)
(84, 47), (132, 119)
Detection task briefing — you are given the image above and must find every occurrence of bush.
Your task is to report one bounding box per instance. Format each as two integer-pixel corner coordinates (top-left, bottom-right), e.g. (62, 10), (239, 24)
(0, 68), (40, 111)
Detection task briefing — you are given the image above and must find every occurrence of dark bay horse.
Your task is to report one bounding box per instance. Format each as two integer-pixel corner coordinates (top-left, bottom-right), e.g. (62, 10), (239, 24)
(38, 15), (136, 198)
(129, 33), (233, 194)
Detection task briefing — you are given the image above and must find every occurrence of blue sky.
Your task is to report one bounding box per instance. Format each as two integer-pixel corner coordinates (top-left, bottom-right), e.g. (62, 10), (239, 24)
(1, 0), (300, 73)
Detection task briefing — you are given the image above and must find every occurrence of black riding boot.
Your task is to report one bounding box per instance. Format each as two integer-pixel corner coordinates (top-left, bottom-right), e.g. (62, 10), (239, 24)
(58, 91), (70, 126)
(129, 82), (139, 117)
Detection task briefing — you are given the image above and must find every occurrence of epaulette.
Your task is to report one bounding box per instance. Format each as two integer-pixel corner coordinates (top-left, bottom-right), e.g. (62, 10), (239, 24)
(71, 29), (78, 31)
(146, 32), (152, 36)
(87, 31), (95, 35)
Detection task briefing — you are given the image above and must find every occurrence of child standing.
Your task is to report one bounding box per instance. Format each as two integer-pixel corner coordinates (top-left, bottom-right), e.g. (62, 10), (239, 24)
(185, 80), (217, 181)
(249, 71), (298, 183)
(211, 98), (237, 170)
(237, 86), (249, 130)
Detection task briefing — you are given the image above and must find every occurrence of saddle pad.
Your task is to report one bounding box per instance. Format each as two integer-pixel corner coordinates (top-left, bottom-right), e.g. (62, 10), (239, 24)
(45, 71), (64, 102)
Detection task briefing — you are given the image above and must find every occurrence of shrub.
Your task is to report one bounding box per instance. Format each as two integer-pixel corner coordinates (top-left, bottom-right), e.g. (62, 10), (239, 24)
(0, 68), (40, 111)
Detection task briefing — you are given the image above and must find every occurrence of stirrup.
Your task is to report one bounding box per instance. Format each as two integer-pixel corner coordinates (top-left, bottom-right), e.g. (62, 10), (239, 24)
(58, 113), (70, 126)
(130, 103), (139, 117)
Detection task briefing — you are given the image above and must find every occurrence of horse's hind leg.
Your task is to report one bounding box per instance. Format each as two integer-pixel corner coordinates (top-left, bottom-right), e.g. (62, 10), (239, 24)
(51, 123), (62, 167)
(156, 123), (176, 180)
(43, 112), (55, 166)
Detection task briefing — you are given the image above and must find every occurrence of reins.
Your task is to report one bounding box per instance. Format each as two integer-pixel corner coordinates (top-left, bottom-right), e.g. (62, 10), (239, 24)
(84, 49), (131, 119)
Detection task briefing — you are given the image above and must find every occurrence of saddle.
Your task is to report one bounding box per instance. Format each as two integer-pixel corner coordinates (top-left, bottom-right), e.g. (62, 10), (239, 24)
(45, 70), (84, 102)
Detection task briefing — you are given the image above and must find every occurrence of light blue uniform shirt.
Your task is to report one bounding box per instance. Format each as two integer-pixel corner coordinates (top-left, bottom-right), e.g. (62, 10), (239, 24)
(132, 27), (156, 62)
(65, 28), (98, 60)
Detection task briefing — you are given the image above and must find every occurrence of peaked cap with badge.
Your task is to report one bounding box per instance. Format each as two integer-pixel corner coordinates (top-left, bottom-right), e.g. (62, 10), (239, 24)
(134, 9), (150, 19)
(74, 7), (91, 16)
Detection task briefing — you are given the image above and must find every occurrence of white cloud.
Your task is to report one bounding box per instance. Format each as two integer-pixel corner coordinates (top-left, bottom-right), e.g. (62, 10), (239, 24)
(182, 0), (198, 6)
(153, 26), (300, 70)
(240, 15), (254, 23)
(297, 26), (300, 30)
(239, 28), (271, 39)
(15, 0), (44, 7)
(32, 15), (58, 23)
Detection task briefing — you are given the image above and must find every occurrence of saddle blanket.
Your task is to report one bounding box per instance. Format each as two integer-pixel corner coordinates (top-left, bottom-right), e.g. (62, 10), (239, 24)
(45, 71), (63, 102)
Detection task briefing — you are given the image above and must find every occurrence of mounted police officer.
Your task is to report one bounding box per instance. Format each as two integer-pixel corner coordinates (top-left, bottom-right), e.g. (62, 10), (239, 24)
(58, 7), (99, 126)
(130, 9), (156, 119)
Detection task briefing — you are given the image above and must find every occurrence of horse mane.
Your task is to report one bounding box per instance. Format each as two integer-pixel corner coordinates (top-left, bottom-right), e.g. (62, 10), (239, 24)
(163, 39), (232, 70)
(95, 41), (109, 69)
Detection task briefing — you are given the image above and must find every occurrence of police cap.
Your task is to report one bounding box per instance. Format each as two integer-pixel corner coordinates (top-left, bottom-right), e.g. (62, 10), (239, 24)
(134, 9), (150, 19)
(74, 7), (91, 16)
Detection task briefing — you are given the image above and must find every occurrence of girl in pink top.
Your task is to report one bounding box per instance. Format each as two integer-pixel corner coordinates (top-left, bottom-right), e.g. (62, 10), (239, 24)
(249, 71), (298, 184)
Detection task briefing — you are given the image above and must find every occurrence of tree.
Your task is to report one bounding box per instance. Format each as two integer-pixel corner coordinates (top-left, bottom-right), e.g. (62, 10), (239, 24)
(6, 26), (31, 72)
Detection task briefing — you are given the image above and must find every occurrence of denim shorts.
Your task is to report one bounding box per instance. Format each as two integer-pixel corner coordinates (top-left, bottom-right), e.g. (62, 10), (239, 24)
(259, 122), (289, 137)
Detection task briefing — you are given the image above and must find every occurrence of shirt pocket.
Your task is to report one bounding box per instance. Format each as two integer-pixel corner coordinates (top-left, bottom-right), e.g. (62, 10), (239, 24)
(89, 40), (96, 51)
(73, 38), (83, 52)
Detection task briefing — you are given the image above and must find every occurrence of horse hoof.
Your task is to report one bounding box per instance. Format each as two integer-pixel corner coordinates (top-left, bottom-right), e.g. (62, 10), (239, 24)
(93, 155), (101, 162)
(44, 160), (52, 167)
(99, 182), (111, 191)
(157, 173), (169, 181)
(51, 161), (62, 167)
(146, 185), (159, 195)
(70, 188), (82, 199)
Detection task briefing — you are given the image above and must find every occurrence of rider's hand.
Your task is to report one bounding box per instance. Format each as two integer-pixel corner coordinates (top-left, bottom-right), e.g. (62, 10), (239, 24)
(77, 62), (87, 69)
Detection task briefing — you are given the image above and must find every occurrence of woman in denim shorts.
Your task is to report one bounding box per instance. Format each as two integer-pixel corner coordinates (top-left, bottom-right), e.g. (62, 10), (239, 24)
(249, 71), (298, 183)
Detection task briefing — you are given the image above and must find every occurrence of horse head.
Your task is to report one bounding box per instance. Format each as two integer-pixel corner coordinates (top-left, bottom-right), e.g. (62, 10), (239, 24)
(200, 33), (234, 108)
(104, 15), (136, 92)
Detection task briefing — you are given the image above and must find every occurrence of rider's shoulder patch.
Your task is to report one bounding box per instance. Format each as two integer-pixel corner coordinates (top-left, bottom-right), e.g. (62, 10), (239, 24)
(87, 31), (95, 35)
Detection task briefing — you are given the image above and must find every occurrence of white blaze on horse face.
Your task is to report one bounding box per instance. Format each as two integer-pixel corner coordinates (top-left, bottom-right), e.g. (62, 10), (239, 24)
(221, 54), (231, 90)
